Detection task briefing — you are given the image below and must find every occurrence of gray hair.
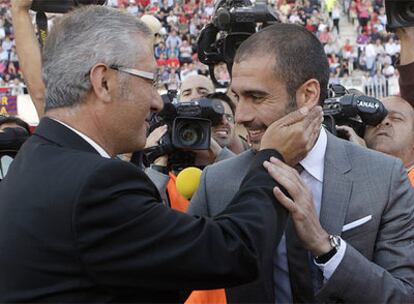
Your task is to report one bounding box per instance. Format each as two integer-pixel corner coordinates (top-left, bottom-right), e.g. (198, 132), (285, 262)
(42, 6), (152, 111)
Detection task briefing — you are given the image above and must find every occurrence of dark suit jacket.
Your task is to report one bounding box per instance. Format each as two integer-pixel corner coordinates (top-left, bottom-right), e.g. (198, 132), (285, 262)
(0, 117), (288, 303)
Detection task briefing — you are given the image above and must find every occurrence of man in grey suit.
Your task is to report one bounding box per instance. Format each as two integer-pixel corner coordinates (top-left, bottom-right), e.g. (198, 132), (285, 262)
(188, 23), (414, 303)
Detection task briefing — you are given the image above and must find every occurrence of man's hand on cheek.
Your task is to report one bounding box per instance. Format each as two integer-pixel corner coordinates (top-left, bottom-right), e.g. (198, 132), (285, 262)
(260, 106), (323, 166)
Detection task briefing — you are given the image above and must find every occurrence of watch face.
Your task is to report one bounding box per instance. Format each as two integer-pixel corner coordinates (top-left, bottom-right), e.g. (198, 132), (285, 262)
(329, 235), (341, 248)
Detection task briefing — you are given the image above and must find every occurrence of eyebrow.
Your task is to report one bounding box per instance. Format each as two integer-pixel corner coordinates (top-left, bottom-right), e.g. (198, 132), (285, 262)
(388, 110), (406, 118)
(233, 89), (268, 97)
(182, 86), (210, 94)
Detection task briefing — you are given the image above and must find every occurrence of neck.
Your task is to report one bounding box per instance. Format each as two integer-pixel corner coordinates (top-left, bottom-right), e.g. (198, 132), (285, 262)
(46, 106), (115, 157)
(228, 136), (246, 155)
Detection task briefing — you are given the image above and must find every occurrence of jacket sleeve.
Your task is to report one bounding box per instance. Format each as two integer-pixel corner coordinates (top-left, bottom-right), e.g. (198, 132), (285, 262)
(316, 159), (414, 303)
(187, 167), (210, 216)
(73, 150), (288, 291)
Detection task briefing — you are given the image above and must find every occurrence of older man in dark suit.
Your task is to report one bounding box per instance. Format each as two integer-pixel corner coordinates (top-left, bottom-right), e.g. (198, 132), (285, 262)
(0, 5), (323, 303)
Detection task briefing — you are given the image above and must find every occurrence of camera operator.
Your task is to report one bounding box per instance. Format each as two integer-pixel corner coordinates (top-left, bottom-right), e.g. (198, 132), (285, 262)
(337, 95), (414, 186)
(180, 74), (215, 102)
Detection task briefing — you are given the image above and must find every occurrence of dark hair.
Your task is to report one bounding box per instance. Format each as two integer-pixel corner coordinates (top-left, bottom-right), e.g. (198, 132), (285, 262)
(234, 23), (329, 104)
(0, 115), (31, 134)
(206, 92), (236, 115)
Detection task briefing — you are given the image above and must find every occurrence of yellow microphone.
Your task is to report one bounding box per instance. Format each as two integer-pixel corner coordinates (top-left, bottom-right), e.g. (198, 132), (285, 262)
(176, 167), (203, 200)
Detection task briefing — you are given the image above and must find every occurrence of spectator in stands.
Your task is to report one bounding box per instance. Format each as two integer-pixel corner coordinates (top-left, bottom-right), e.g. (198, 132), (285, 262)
(1, 34), (12, 52)
(378, 6), (387, 27)
(9, 77), (24, 96)
(165, 29), (182, 49)
(154, 41), (167, 59)
(382, 62), (395, 78)
(365, 38), (377, 75)
(385, 37), (400, 65)
(0, 17), (5, 41)
(166, 51), (180, 69)
(166, 67), (180, 90)
(331, 2), (340, 34)
(178, 39), (192, 64)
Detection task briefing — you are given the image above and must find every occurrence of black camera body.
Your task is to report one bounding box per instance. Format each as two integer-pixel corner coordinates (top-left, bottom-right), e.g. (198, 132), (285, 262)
(197, 0), (279, 86)
(144, 95), (224, 164)
(323, 85), (387, 138)
(385, 0), (414, 30)
(31, 0), (106, 13)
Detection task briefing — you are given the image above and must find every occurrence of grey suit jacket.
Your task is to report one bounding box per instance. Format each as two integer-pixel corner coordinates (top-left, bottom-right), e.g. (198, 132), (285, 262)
(188, 131), (414, 303)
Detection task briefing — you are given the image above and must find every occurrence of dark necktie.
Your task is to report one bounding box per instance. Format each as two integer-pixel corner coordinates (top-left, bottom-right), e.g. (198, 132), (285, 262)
(285, 164), (315, 303)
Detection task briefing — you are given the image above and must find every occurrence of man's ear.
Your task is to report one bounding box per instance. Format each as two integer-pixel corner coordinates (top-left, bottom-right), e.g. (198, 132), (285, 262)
(89, 64), (114, 103)
(295, 79), (320, 108)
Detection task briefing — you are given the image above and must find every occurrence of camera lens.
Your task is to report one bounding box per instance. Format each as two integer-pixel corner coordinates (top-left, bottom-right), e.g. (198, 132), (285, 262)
(178, 123), (204, 147)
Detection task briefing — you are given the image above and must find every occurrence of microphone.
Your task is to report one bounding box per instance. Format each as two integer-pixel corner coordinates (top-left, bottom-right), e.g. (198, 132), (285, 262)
(176, 167), (203, 200)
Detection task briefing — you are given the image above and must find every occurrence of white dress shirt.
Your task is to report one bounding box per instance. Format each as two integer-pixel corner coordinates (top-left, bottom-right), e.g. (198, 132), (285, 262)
(274, 128), (347, 303)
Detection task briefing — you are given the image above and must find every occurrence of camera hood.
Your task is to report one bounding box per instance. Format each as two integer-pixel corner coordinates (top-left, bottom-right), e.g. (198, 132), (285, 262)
(385, 0), (414, 30)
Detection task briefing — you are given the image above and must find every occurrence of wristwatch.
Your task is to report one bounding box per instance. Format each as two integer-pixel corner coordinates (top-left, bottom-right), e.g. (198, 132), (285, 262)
(315, 235), (341, 264)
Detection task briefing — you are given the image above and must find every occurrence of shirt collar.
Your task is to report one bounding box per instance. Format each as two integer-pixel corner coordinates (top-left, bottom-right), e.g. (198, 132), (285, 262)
(51, 119), (111, 158)
(299, 127), (327, 182)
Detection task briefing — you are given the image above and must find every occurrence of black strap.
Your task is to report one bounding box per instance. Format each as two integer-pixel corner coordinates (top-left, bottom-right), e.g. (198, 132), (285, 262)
(35, 12), (48, 49)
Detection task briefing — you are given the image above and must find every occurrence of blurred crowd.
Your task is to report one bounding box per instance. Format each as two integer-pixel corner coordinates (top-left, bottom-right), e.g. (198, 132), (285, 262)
(0, 0), (403, 95)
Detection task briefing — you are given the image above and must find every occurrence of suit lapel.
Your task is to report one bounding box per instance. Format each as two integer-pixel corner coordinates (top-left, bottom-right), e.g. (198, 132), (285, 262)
(320, 132), (353, 235)
(34, 117), (100, 156)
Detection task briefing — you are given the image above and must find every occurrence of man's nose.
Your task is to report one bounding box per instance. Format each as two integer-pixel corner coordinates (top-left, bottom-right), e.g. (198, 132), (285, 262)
(378, 116), (391, 127)
(152, 93), (163, 113)
(235, 101), (253, 125)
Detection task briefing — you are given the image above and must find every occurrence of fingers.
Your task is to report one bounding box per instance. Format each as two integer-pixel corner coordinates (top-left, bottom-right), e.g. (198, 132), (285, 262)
(303, 111), (323, 149)
(336, 125), (353, 135)
(263, 158), (304, 198)
(277, 106), (309, 127)
(149, 125), (168, 140)
(300, 106), (323, 130)
(145, 125), (168, 148)
(273, 186), (296, 213)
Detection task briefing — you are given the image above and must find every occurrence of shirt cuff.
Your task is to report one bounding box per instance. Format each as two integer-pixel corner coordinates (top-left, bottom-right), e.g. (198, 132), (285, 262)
(314, 238), (347, 280)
